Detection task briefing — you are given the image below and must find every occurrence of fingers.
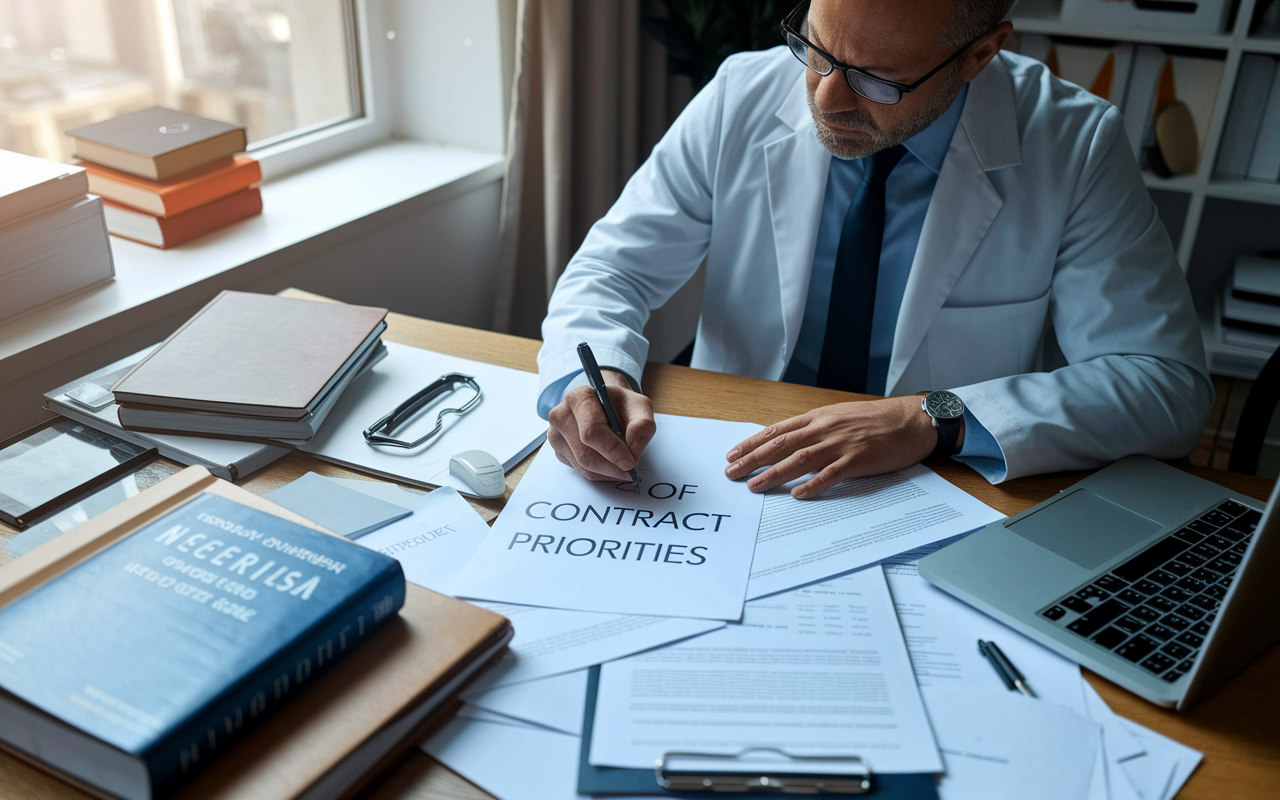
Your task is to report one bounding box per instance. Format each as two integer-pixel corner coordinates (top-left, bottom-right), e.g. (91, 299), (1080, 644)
(724, 416), (811, 480)
(548, 385), (653, 482)
(745, 443), (847, 496)
(617, 388), (656, 460)
(547, 422), (630, 482)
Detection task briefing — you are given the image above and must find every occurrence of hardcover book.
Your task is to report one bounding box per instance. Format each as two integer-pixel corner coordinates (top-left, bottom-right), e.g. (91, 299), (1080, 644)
(66, 107), (247, 181)
(83, 156), (261, 218)
(0, 487), (406, 799)
(0, 149), (89, 225)
(102, 186), (263, 249)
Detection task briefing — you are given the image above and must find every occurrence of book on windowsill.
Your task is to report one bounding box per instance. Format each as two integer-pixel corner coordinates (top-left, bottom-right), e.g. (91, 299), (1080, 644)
(0, 195), (114, 324)
(102, 186), (262, 249)
(81, 155), (261, 218)
(0, 148), (89, 226)
(65, 107), (247, 181)
(0, 466), (514, 800)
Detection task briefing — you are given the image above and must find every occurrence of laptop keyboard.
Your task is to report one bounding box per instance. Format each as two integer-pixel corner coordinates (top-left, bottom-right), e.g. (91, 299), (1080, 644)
(1038, 499), (1261, 684)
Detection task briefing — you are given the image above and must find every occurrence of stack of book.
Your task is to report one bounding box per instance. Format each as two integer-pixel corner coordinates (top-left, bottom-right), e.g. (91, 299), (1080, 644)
(1216, 254), (1280, 354)
(0, 149), (114, 323)
(66, 107), (261, 249)
(111, 291), (389, 444)
(1216, 55), (1280, 184)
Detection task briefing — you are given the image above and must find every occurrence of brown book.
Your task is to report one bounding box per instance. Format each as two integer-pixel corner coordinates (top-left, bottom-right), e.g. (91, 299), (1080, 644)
(111, 291), (388, 419)
(83, 155), (261, 217)
(102, 186), (263, 249)
(0, 466), (512, 800)
(66, 107), (247, 181)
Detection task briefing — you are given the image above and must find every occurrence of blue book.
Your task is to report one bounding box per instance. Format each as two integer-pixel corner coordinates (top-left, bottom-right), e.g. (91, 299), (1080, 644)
(0, 492), (405, 800)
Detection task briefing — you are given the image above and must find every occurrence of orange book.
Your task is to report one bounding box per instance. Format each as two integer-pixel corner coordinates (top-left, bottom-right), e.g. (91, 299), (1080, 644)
(103, 186), (262, 249)
(82, 155), (260, 217)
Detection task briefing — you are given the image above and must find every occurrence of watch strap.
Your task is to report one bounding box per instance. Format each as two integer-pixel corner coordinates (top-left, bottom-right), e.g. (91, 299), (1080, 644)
(928, 417), (962, 460)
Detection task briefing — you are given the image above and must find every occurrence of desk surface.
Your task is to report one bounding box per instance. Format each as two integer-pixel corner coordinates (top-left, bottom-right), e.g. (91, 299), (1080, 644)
(0, 289), (1276, 800)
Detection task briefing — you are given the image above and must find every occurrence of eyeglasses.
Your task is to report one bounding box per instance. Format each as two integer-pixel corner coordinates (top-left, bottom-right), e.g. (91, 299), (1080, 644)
(780, 0), (990, 105)
(363, 373), (483, 449)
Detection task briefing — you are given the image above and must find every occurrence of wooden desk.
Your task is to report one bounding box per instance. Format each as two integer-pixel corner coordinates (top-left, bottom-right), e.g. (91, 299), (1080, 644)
(1, 293), (1276, 800)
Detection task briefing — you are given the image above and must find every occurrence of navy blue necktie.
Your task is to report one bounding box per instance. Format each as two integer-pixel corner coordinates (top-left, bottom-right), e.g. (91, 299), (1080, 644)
(816, 144), (907, 393)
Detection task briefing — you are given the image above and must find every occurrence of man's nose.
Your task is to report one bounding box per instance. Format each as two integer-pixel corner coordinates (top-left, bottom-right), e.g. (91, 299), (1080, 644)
(814, 69), (861, 114)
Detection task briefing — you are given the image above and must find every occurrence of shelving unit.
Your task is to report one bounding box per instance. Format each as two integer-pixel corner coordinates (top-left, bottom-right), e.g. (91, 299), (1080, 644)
(1010, 0), (1280, 378)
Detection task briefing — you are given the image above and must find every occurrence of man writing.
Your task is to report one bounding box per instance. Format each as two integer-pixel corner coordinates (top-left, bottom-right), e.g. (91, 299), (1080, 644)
(537, 0), (1211, 498)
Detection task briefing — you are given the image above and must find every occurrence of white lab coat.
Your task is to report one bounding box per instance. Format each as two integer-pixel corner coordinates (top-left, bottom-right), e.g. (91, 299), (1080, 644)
(538, 48), (1212, 482)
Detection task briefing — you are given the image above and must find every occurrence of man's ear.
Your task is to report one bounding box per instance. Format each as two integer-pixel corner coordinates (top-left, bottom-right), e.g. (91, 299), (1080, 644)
(960, 21), (1014, 82)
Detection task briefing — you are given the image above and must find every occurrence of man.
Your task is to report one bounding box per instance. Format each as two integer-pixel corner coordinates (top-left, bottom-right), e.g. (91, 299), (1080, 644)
(536, 0), (1212, 498)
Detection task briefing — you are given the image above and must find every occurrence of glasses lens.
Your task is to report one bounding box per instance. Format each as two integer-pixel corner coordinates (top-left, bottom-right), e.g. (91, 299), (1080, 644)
(847, 71), (902, 104)
(787, 33), (831, 74)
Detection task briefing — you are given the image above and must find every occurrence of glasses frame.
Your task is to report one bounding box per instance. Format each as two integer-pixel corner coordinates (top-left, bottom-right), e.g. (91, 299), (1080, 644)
(363, 373), (483, 450)
(780, 0), (991, 105)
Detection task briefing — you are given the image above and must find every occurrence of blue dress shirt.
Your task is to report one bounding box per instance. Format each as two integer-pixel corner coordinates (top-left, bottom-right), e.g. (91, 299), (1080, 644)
(780, 84), (1005, 474)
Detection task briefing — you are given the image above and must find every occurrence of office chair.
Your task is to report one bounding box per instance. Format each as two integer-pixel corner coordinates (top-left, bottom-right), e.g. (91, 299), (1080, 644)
(1229, 345), (1280, 476)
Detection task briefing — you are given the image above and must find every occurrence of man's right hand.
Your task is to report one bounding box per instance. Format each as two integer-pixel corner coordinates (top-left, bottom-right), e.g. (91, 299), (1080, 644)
(547, 371), (656, 481)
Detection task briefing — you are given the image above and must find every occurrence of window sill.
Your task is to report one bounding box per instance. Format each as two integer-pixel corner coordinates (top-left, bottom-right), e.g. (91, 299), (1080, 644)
(0, 140), (505, 386)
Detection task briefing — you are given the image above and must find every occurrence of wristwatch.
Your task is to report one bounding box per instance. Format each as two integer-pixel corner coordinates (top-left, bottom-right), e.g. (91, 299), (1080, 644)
(919, 390), (965, 460)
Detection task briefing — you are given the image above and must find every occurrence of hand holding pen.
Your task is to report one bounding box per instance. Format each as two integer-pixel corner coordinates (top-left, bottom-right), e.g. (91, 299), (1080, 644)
(544, 342), (656, 484)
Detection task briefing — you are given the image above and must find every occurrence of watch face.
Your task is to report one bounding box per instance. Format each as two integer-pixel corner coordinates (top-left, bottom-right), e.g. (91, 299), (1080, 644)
(924, 390), (964, 420)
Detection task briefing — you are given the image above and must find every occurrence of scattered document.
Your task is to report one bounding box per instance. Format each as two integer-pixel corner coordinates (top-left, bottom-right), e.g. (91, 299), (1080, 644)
(747, 464), (1002, 600)
(589, 566), (943, 775)
(326, 475), (425, 506)
(301, 341), (547, 496)
(263, 472), (411, 538)
(464, 668), (589, 735)
(355, 486), (489, 594)
(1081, 681), (1146, 764)
(925, 688), (1102, 800)
(456, 703), (557, 732)
(465, 601), (724, 691)
(423, 717), (598, 800)
(1118, 718), (1202, 800)
(882, 542), (1086, 714)
(452, 414), (766, 620)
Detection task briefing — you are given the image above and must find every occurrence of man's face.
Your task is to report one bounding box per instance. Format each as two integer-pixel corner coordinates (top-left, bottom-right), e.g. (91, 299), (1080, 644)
(805, 0), (965, 160)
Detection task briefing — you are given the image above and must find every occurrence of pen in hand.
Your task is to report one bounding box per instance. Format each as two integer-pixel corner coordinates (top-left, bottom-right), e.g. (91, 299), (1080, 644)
(576, 342), (640, 490)
(978, 639), (1037, 698)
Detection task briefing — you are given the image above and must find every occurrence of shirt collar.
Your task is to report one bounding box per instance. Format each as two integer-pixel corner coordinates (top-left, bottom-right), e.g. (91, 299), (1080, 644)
(902, 81), (968, 175)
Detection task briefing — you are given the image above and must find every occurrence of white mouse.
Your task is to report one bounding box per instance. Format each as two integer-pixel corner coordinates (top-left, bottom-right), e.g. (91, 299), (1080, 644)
(450, 449), (506, 498)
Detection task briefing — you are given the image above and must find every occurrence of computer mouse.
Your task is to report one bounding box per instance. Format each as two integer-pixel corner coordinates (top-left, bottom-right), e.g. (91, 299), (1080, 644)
(449, 449), (506, 498)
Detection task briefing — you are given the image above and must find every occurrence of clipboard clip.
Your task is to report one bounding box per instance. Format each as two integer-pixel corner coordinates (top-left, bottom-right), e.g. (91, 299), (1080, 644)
(362, 373), (482, 449)
(654, 748), (873, 794)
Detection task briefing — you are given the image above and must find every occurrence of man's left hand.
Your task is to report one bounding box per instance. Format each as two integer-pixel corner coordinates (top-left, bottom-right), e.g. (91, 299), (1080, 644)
(723, 395), (963, 499)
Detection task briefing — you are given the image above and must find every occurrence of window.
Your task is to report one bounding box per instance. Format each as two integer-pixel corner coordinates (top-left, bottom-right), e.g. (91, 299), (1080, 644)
(0, 0), (361, 163)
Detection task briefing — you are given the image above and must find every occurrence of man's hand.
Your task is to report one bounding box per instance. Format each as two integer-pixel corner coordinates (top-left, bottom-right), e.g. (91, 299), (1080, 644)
(723, 395), (964, 499)
(548, 370), (656, 481)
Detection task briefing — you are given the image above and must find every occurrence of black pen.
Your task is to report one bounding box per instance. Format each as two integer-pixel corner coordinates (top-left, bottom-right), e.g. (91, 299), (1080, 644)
(978, 639), (1037, 698)
(576, 342), (640, 490)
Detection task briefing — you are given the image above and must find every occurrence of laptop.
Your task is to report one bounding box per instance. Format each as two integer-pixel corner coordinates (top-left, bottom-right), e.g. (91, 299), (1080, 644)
(917, 455), (1280, 709)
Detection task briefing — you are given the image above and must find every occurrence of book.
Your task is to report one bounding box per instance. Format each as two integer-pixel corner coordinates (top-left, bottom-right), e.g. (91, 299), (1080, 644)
(103, 186), (263, 249)
(1246, 66), (1280, 183)
(66, 107), (247, 181)
(0, 149), (89, 225)
(1123, 44), (1167, 160)
(83, 155), (261, 218)
(0, 466), (513, 800)
(44, 347), (291, 482)
(1232, 254), (1280, 303)
(1169, 54), (1225, 171)
(1217, 55), (1277, 180)
(0, 473), (406, 799)
(110, 291), (388, 419)
(0, 196), (115, 323)
(0, 420), (154, 528)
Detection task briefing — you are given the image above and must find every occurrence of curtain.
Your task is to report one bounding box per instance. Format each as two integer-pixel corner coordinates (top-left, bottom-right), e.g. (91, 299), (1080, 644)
(492, 0), (692, 339)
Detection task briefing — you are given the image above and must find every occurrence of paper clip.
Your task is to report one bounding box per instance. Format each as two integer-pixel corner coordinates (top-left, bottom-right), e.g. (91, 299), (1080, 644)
(655, 748), (873, 794)
(363, 373), (482, 449)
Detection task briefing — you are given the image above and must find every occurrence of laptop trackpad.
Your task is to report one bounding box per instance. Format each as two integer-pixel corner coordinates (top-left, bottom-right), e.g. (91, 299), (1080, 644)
(1008, 489), (1163, 570)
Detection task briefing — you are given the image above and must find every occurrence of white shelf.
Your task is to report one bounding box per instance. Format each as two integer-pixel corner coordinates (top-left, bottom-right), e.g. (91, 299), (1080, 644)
(1204, 179), (1280, 206)
(1143, 173), (1201, 193)
(1242, 37), (1280, 55)
(1010, 15), (1233, 50)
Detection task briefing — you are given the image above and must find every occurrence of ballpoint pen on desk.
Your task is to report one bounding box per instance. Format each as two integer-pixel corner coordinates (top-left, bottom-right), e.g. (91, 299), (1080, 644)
(978, 639), (1037, 698)
(576, 342), (640, 491)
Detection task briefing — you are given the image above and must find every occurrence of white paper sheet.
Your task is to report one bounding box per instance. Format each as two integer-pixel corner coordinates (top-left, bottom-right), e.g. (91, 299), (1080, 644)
(422, 718), (620, 800)
(464, 669), (589, 735)
(301, 341), (547, 495)
(452, 414), (766, 620)
(925, 688), (1102, 800)
(746, 464), (1003, 599)
(1118, 718), (1202, 800)
(882, 543), (1087, 714)
(354, 486), (489, 594)
(589, 566), (943, 775)
(456, 703), (556, 732)
(465, 601), (724, 691)
(1081, 681), (1146, 764)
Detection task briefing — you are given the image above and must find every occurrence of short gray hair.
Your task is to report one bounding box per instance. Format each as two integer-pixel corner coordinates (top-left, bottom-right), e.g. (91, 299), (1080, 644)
(942, 0), (1015, 49)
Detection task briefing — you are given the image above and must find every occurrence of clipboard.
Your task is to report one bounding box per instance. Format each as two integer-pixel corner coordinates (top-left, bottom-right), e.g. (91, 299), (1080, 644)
(577, 666), (941, 798)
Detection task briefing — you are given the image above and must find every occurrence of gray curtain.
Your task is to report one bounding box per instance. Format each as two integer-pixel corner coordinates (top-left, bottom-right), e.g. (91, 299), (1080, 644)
(492, 0), (693, 339)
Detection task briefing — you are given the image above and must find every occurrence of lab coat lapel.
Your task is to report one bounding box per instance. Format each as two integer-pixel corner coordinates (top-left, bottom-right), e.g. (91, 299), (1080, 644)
(766, 74), (831, 368)
(886, 57), (1022, 394)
